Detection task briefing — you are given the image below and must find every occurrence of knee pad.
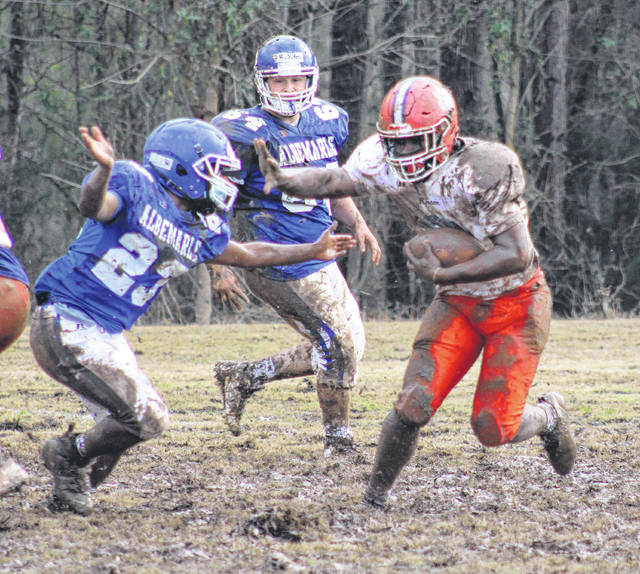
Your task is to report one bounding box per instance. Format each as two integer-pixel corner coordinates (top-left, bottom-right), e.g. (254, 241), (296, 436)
(138, 400), (170, 440)
(471, 408), (513, 447)
(394, 384), (434, 426)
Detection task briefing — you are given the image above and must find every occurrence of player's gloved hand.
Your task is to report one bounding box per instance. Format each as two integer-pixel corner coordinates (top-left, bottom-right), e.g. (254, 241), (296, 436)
(403, 240), (441, 283)
(253, 138), (281, 194)
(208, 264), (250, 311)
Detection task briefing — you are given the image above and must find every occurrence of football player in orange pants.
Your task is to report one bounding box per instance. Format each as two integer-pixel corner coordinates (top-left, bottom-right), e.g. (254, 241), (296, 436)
(254, 75), (577, 508)
(0, 211), (31, 496)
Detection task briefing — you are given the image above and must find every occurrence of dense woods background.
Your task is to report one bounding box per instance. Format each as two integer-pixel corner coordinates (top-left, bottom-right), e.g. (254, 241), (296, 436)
(0, 0), (638, 322)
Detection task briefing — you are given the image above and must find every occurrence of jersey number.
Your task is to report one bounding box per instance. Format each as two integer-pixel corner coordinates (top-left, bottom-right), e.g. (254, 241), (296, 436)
(91, 232), (188, 306)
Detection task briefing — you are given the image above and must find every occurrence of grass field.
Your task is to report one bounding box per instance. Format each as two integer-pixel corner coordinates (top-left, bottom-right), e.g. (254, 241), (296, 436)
(1, 319), (640, 573)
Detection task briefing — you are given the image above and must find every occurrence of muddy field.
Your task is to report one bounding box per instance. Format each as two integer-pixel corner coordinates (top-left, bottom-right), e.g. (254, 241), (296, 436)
(1, 319), (639, 573)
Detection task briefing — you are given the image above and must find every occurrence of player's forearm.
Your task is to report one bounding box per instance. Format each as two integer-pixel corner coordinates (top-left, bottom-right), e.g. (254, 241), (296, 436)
(215, 241), (323, 268)
(434, 247), (532, 284)
(243, 242), (322, 267)
(78, 164), (112, 219)
(331, 197), (366, 230)
(276, 167), (365, 199)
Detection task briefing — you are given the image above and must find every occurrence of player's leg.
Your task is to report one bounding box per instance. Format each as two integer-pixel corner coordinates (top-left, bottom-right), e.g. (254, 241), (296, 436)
(311, 263), (365, 454)
(364, 297), (483, 507)
(0, 276), (31, 495)
(469, 273), (575, 474)
(215, 264), (364, 450)
(213, 269), (314, 435)
(30, 304), (169, 514)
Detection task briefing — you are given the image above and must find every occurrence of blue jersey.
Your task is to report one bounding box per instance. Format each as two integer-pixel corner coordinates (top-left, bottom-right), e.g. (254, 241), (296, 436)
(211, 99), (349, 281)
(0, 213), (29, 286)
(35, 160), (231, 333)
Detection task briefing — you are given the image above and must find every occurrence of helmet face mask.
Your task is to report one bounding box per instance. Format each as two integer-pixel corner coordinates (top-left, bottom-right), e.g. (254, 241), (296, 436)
(377, 76), (459, 183)
(143, 118), (240, 214)
(254, 35), (319, 117)
(192, 154), (240, 213)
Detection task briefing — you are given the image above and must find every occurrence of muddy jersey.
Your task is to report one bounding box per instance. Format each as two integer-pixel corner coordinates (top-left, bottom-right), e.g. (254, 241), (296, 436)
(211, 100), (348, 281)
(344, 134), (537, 298)
(0, 213), (29, 285)
(34, 160), (231, 333)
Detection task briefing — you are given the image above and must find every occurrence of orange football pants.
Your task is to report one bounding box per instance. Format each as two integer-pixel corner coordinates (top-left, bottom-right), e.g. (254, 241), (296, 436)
(395, 269), (551, 446)
(0, 276), (30, 352)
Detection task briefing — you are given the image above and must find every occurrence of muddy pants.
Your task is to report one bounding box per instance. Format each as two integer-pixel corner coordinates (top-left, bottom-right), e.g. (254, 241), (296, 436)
(243, 262), (365, 389)
(395, 269), (552, 446)
(30, 303), (169, 441)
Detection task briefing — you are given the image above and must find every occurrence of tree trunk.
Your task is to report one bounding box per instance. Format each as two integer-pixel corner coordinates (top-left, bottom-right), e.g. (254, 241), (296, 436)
(503, 0), (524, 147)
(5, 0), (25, 201)
(545, 0), (569, 232)
(467, 2), (499, 139)
(194, 264), (212, 325)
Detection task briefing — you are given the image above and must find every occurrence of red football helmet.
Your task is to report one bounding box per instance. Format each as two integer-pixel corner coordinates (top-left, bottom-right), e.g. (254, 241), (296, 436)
(377, 76), (459, 183)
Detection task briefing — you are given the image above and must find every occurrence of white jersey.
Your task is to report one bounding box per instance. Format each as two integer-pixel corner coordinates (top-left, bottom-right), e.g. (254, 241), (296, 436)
(344, 134), (537, 298)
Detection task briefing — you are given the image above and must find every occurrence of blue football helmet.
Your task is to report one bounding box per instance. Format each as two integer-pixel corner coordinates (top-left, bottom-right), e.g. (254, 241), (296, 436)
(143, 118), (240, 213)
(254, 35), (319, 117)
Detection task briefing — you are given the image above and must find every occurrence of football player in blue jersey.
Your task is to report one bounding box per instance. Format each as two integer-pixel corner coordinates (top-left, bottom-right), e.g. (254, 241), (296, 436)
(0, 210), (30, 496)
(209, 35), (381, 454)
(29, 118), (356, 515)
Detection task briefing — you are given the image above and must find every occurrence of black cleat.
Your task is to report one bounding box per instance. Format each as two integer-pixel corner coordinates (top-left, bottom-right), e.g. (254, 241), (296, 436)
(539, 392), (577, 475)
(42, 430), (92, 516)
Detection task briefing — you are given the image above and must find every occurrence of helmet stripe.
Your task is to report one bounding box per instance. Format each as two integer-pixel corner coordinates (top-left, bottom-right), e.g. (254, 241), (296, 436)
(393, 79), (413, 124)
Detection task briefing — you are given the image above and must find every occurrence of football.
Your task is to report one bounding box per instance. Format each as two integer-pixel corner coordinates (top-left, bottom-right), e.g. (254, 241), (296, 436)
(405, 228), (484, 267)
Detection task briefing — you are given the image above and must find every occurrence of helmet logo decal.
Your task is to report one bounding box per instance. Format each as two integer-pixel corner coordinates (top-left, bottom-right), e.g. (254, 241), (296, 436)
(273, 52), (304, 63)
(272, 53), (305, 76)
(149, 152), (173, 171)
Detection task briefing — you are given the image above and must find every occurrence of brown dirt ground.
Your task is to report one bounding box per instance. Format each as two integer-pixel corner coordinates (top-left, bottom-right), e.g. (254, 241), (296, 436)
(0, 320), (639, 573)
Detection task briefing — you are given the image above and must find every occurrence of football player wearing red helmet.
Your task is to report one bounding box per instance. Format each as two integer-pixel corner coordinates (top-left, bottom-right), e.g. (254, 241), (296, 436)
(0, 212), (30, 496)
(255, 75), (576, 507)
(209, 35), (381, 455)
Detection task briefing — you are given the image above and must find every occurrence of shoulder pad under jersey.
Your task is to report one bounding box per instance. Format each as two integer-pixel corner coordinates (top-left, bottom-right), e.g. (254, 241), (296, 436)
(106, 160), (158, 205)
(211, 108), (272, 147)
(456, 138), (525, 193)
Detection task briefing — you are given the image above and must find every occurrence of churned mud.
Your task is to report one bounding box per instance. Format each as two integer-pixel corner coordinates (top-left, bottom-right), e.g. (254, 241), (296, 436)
(0, 321), (639, 572)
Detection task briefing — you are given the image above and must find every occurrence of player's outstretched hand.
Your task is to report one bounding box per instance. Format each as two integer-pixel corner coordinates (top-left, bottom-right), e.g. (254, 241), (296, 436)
(315, 222), (357, 260)
(403, 239), (441, 282)
(79, 126), (115, 170)
(209, 265), (251, 311)
(254, 138), (281, 194)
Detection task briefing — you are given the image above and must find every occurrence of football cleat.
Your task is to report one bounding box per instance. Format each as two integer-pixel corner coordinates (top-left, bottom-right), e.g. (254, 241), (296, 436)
(538, 392), (577, 475)
(323, 424), (355, 457)
(362, 484), (388, 509)
(42, 431), (92, 516)
(214, 360), (262, 436)
(0, 456), (28, 496)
